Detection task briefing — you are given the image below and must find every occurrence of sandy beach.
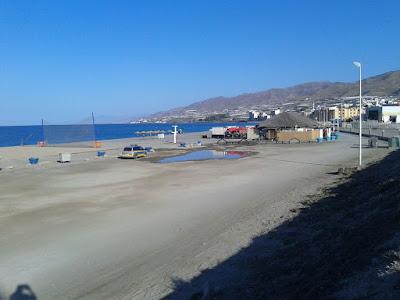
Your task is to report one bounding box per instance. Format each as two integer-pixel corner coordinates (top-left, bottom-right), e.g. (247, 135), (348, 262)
(0, 133), (390, 299)
(0, 132), (219, 170)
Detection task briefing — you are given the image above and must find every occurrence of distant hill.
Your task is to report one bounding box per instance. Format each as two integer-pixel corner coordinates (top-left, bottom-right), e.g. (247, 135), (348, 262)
(149, 70), (400, 118)
(313, 70), (400, 99)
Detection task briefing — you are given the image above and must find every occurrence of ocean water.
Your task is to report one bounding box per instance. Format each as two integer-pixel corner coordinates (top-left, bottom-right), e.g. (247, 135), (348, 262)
(0, 122), (256, 147)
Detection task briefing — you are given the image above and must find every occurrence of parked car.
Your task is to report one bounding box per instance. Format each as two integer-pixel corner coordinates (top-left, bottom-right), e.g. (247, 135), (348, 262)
(119, 145), (147, 159)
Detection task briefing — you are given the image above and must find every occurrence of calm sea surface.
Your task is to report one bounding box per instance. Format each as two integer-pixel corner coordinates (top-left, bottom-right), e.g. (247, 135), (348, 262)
(0, 122), (256, 147)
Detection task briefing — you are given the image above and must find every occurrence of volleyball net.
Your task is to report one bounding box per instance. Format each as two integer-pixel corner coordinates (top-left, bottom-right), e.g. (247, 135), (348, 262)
(41, 117), (99, 148)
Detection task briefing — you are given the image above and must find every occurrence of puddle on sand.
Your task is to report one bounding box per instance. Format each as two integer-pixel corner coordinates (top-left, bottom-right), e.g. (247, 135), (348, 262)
(158, 150), (248, 164)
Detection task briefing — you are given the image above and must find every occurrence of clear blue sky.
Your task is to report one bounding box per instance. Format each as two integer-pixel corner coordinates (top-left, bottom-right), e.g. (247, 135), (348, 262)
(1, 0), (399, 125)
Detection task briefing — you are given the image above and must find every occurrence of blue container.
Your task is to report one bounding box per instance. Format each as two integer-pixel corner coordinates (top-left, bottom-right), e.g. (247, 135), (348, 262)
(331, 136), (336, 141)
(28, 157), (39, 165)
(316, 138), (323, 143)
(97, 151), (106, 157)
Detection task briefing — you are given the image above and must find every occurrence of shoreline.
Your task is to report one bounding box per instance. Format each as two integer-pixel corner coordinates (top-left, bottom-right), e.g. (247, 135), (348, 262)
(0, 121), (259, 148)
(0, 131), (218, 171)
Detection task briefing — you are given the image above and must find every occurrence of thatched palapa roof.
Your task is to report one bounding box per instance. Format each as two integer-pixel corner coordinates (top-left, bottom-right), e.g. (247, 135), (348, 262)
(258, 112), (319, 129)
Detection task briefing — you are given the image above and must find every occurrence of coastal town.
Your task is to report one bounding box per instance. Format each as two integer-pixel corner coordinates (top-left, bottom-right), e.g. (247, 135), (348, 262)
(134, 95), (400, 126)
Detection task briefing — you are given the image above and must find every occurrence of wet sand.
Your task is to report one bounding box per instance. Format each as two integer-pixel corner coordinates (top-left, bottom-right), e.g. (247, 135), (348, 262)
(0, 133), (390, 299)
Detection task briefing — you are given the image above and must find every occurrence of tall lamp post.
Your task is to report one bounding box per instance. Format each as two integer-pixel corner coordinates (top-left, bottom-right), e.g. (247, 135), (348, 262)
(353, 61), (362, 167)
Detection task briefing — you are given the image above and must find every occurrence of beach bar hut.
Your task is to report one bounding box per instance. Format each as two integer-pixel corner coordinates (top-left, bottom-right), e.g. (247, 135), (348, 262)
(257, 112), (321, 143)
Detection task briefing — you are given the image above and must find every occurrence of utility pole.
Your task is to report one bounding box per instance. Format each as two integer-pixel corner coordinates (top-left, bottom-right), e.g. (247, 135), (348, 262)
(353, 61), (362, 167)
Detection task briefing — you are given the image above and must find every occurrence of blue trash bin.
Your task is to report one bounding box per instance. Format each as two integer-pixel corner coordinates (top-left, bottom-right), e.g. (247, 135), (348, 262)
(97, 151), (106, 157)
(28, 157), (39, 165)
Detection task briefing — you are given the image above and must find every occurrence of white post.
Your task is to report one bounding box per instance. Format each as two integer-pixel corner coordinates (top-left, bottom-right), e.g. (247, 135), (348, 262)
(172, 125), (178, 144)
(353, 61), (362, 167)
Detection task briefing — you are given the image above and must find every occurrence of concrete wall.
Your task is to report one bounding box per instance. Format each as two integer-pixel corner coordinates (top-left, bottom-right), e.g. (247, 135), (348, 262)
(341, 121), (400, 139)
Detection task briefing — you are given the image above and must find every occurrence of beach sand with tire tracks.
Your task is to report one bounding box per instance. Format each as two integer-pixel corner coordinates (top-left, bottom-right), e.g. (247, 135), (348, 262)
(0, 133), (390, 299)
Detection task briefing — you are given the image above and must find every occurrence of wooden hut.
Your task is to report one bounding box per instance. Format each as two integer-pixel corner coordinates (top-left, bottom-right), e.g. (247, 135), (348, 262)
(257, 112), (321, 142)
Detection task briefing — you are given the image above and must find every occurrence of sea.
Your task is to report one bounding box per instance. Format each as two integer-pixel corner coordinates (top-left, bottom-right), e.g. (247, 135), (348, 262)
(0, 122), (257, 147)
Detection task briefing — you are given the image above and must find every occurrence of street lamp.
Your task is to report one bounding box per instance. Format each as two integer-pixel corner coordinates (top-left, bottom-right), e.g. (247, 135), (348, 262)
(353, 61), (362, 167)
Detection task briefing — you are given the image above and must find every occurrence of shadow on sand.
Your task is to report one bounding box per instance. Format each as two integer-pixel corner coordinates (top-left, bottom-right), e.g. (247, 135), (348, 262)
(164, 150), (400, 299)
(0, 285), (37, 300)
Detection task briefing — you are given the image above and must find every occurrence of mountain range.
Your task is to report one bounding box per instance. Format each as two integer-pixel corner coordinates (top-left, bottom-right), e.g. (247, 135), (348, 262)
(149, 70), (400, 118)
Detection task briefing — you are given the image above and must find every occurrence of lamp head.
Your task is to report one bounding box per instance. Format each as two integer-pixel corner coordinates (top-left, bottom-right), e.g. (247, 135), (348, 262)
(353, 61), (361, 68)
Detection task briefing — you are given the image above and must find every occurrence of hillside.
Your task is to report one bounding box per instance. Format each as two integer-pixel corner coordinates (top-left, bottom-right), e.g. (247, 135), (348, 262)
(150, 70), (400, 118)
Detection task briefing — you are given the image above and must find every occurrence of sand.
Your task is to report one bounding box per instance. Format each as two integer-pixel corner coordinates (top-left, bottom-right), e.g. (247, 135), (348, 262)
(0, 133), (390, 299)
(0, 132), (218, 170)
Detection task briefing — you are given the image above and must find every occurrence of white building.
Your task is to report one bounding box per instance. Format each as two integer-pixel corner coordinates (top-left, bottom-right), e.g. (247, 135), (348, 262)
(248, 110), (261, 120)
(262, 112), (271, 119)
(367, 105), (400, 123)
(272, 108), (281, 116)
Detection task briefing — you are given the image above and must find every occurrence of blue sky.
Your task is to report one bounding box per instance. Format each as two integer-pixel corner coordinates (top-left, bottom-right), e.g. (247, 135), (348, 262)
(0, 0), (399, 125)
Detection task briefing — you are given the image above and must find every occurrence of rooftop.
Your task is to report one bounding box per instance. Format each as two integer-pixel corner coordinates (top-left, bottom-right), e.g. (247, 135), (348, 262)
(258, 112), (320, 129)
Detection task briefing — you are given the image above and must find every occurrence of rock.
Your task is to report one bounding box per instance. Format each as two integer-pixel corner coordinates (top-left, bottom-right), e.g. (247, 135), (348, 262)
(338, 167), (358, 175)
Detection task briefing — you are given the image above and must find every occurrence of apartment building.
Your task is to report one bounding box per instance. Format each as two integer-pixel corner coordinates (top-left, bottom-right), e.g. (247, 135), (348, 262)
(338, 106), (360, 121)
